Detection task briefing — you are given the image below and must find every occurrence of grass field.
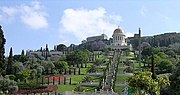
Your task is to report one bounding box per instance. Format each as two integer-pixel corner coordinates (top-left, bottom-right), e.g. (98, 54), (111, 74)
(116, 76), (130, 83)
(68, 75), (86, 84)
(57, 85), (76, 92)
(114, 86), (125, 94)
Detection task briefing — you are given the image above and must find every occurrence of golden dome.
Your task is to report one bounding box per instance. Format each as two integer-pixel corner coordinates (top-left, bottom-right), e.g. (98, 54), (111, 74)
(113, 27), (123, 34)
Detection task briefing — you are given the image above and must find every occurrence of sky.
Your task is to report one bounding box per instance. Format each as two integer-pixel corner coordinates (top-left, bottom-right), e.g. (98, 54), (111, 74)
(0, 0), (180, 56)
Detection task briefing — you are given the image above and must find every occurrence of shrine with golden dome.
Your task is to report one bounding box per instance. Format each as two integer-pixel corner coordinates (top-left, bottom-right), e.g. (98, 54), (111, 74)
(111, 27), (128, 50)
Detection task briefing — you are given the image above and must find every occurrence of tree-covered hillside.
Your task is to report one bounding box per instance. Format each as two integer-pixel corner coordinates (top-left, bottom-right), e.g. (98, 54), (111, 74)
(128, 32), (180, 49)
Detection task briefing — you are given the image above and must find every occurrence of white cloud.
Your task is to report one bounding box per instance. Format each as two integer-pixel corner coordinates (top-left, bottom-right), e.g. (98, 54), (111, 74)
(1, 6), (18, 17)
(0, 6), (18, 23)
(60, 7), (127, 44)
(0, 1), (48, 29)
(140, 6), (147, 17)
(20, 1), (48, 29)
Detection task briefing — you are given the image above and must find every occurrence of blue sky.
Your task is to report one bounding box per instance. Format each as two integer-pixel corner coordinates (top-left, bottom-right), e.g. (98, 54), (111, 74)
(0, 0), (180, 56)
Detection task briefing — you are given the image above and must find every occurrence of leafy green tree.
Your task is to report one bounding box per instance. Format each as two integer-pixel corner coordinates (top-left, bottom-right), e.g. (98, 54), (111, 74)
(31, 63), (44, 77)
(159, 59), (173, 73)
(43, 62), (55, 74)
(128, 71), (170, 95)
(59, 55), (66, 61)
(0, 75), (18, 93)
(157, 52), (167, 59)
(66, 50), (89, 68)
(141, 47), (152, 67)
(147, 54), (162, 66)
(6, 48), (14, 75)
(168, 62), (180, 95)
(151, 53), (157, 79)
(16, 69), (32, 82)
(53, 61), (68, 74)
(13, 55), (21, 62)
(19, 56), (28, 63)
(57, 44), (67, 51)
(0, 25), (6, 74)
(88, 65), (96, 73)
(94, 58), (105, 66)
(12, 62), (24, 74)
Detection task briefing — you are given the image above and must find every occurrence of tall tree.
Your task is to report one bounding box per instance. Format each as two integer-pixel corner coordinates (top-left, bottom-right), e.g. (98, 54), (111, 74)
(57, 44), (67, 51)
(151, 53), (157, 79)
(6, 47), (14, 75)
(0, 25), (6, 74)
(19, 49), (28, 63)
(45, 44), (49, 60)
(168, 62), (180, 94)
(128, 71), (169, 95)
(21, 50), (25, 56)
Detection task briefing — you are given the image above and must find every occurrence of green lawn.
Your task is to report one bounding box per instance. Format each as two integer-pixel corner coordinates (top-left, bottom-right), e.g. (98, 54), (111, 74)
(114, 86), (125, 94)
(56, 85), (97, 92)
(90, 76), (103, 82)
(118, 68), (124, 74)
(68, 75), (86, 84)
(57, 85), (76, 92)
(80, 68), (89, 75)
(82, 86), (97, 92)
(116, 75), (130, 83)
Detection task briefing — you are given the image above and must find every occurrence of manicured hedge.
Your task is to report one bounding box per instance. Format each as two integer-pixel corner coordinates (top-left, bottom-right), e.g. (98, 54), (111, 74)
(18, 83), (47, 90)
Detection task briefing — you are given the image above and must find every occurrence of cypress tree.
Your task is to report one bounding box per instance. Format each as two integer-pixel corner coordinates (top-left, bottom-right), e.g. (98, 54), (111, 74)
(151, 53), (157, 79)
(45, 44), (49, 60)
(21, 50), (25, 56)
(20, 49), (27, 63)
(6, 47), (13, 75)
(0, 25), (6, 73)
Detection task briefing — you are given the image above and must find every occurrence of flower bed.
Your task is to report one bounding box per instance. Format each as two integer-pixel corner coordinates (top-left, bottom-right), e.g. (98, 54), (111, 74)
(47, 76), (64, 82)
(16, 85), (58, 94)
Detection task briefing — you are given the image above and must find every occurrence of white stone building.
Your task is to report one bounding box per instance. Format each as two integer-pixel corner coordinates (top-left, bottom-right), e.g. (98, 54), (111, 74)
(111, 27), (128, 50)
(86, 34), (108, 42)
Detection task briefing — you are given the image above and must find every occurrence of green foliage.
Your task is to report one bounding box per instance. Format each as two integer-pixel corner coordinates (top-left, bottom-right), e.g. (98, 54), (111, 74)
(54, 61), (68, 69)
(53, 61), (68, 74)
(6, 47), (14, 75)
(0, 75), (18, 93)
(94, 58), (105, 66)
(168, 62), (180, 95)
(141, 47), (152, 57)
(16, 69), (32, 82)
(87, 65), (96, 73)
(74, 86), (85, 92)
(82, 76), (92, 83)
(59, 55), (66, 61)
(12, 62), (24, 73)
(66, 50), (89, 67)
(159, 59), (173, 72)
(124, 67), (133, 73)
(57, 44), (67, 51)
(0, 25), (6, 73)
(157, 52), (167, 59)
(130, 32), (180, 48)
(17, 82), (47, 90)
(128, 71), (170, 95)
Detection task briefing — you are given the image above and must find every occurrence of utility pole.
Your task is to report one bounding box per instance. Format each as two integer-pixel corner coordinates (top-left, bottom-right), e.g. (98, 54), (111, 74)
(138, 28), (141, 71)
